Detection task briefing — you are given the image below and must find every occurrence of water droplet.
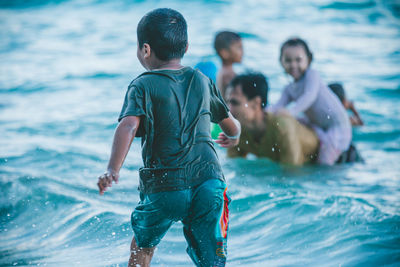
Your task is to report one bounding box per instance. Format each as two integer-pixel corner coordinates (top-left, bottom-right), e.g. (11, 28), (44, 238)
(245, 140), (248, 144)
(327, 115), (330, 119)
(272, 147), (275, 152)
(253, 82), (257, 87)
(112, 232), (116, 236)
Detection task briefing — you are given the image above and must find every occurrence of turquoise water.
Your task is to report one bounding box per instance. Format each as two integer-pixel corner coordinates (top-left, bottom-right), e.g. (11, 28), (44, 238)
(1, 0), (399, 266)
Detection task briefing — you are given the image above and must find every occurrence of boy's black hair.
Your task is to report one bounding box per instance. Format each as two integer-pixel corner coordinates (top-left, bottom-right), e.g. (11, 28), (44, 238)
(231, 73), (269, 108)
(328, 83), (346, 102)
(214, 31), (241, 54)
(137, 8), (187, 61)
(280, 37), (313, 63)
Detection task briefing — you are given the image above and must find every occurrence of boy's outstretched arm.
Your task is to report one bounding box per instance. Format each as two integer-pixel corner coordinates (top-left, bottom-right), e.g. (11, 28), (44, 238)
(215, 112), (241, 148)
(347, 101), (364, 126)
(98, 116), (141, 195)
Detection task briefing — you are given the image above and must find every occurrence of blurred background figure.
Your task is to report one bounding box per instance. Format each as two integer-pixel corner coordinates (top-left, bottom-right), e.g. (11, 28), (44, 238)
(226, 72), (319, 165)
(214, 31), (243, 100)
(270, 37), (351, 165)
(329, 82), (364, 126)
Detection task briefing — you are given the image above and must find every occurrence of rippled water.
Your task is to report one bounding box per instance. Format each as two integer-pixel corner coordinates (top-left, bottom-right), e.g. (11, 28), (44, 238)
(1, 0), (399, 266)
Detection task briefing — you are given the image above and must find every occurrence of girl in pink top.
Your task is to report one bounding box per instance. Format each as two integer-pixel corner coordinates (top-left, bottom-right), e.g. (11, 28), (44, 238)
(270, 38), (351, 165)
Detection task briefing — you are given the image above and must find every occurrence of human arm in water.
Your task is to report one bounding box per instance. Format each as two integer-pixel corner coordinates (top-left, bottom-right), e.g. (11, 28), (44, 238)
(344, 100), (364, 126)
(97, 116), (141, 195)
(215, 112), (241, 148)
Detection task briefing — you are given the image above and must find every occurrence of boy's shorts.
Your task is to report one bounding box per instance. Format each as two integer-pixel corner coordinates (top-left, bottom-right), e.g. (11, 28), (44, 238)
(131, 178), (230, 267)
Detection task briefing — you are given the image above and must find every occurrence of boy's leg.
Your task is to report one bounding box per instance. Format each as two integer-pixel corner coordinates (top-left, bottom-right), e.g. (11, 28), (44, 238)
(130, 192), (174, 266)
(128, 236), (155, 267)
(183, 179), (230, 267)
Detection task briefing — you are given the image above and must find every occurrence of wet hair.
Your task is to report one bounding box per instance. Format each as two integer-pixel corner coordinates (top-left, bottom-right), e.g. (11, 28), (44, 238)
(137, 8), (187, 61)
(328, 83), (346, 102)
(214, 31), (241, 54)
(280, 37), (313, 63)
(231, 73), (269, 108)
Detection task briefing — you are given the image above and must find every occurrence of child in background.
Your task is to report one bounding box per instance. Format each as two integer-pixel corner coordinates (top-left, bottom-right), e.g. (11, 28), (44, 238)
(328, 82), (364, 163)
(270, 37), (352, 165)
(214, 31), (243, 99)
(97, 8), (240, 266)
(328, 82), (364, 126)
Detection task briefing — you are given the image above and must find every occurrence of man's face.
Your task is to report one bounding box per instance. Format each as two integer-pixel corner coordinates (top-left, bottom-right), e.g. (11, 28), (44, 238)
(226, 84), (257, 126)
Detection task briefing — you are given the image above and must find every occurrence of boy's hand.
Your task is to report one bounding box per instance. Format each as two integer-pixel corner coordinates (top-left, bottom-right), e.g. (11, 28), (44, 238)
(350, 116), (364, 126)
(347, 101), (364, 126)
(215, 132), (239, 148)
(97, 170), (119, 195)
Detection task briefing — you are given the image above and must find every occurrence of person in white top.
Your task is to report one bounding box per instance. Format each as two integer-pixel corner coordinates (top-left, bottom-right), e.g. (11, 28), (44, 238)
(269, 37), (351, 165)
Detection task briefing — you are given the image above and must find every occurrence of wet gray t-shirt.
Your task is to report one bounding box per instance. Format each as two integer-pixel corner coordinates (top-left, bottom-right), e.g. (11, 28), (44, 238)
(119, 67), (229, 193)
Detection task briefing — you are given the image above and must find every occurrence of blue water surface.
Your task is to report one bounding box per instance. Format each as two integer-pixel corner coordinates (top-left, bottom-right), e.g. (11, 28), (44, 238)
(1, 0), (399, 266)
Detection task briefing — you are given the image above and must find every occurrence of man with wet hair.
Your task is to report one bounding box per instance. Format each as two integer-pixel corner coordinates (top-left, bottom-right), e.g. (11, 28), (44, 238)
(226, 73), (319, 165)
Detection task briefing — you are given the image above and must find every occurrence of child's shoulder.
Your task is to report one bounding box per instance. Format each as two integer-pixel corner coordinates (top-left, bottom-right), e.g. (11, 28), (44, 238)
(126, 72), (164, 92)
(305, 68), (322, 80)
(131, 67), (196, 85)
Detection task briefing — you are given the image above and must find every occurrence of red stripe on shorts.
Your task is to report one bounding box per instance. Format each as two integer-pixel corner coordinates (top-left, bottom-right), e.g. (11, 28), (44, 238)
(219, 187), (229, 238)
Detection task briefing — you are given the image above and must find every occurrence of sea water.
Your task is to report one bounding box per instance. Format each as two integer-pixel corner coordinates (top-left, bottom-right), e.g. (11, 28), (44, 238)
(1, 0), (399, 266)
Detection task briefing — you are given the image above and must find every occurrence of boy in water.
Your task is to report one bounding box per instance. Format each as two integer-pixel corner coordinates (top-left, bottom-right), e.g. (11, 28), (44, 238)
(225, 73), (319, 165)
(97, 8), (240, 267)
(214, 31), (243, 100)
(328, 83), (364, 163)
(328, 83), (364, 126)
